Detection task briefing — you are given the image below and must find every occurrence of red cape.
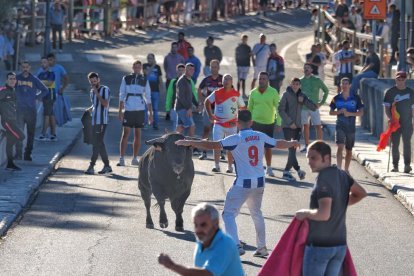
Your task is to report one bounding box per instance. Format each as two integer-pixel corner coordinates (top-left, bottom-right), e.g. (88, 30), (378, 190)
(258, 218), (357, 276)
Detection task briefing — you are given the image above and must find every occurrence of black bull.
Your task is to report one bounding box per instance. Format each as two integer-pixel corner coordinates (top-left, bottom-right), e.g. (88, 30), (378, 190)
(138, 133), (195, 231)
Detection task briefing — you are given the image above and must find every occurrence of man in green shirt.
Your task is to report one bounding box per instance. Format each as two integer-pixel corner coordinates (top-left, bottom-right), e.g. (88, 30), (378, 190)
(300, 63), (329, 153)
(247, 71), (281, 177)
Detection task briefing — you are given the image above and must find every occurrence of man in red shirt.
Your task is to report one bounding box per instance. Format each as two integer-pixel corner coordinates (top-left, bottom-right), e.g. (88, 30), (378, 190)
(177, 32), (192, 60)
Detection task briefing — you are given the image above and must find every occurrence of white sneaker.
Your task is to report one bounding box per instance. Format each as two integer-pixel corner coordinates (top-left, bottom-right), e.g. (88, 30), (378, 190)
(49, 135), (58, 142)
(266, 167), (275, 177)
(35, 135), (49, 142)
(282, 171), (296, 181)
(253, 246), (268, 257)
(116, 157), (125, 167)
(300, 145), (308, 153)
(297, 169), (306, 180)
(131, 157), (139, 166)
(226, 166), (233, 173)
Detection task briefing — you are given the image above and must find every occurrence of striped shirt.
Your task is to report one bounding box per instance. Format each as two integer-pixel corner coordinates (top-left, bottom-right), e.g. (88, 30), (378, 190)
(221, 129), (278, 188)
(90, 85), (110, 125)
(338, 49), (354, 74)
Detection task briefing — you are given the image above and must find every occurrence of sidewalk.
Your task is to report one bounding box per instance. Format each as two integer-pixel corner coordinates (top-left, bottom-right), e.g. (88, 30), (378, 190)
(297, 36), (414, 215)
(0, 86), (83, 237)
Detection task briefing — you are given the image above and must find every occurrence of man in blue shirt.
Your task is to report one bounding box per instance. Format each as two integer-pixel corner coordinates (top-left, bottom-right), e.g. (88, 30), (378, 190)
(329, 77), (364, 173)
(158, 203), (244, 276)
(16, 61), (49, 161)
(185, 46), (201, 84)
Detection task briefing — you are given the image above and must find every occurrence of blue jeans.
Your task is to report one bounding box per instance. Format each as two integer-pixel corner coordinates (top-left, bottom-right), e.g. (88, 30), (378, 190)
(303, 245), (347, 276)
(350, 70), (378, 95)
(151, 92), (160, 127)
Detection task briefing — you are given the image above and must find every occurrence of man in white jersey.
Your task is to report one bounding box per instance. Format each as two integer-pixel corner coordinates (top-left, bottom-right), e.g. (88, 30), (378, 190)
(176, 110), (299, 257)
(205, 74), (245, 173)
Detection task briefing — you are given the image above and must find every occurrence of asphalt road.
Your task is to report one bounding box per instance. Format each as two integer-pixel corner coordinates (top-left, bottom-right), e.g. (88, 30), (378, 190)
(0, 9), (413, 276)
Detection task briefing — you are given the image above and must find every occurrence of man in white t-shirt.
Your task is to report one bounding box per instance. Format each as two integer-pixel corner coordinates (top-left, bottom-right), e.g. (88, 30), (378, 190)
(251, 33), (271, 90)
(205, 74), (245, 173)
(176, 110), (299, 257)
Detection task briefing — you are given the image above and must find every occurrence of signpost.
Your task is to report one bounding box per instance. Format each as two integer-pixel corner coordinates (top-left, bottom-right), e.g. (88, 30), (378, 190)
(363, 0), (387, 52)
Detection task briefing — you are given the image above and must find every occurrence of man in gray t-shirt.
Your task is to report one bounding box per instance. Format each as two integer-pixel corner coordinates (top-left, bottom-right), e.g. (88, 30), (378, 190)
(383, 71), (414, 173)
(296, 141), (366, 276)
(175, 63), (196, 136)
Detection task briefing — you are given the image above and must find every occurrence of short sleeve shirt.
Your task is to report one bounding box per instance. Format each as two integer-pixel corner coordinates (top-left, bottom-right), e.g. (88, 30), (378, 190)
(305, 53), (322, 75)
(194, 229), (244, 276)
(252, 43), (271, 67)
(221, 129), (277, 188)
(365, 53), (381, 75)
(330, 93), (364, 132)
(307, 166), (354, 247)
(206, 88), (245, 127)
(143, 63), (162, 92)
(383, 86), (414, 128)
(49, 64), (67, 91)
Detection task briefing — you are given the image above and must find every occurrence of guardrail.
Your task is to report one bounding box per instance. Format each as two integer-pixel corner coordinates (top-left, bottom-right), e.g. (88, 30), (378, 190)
(317, 10), (386, 77)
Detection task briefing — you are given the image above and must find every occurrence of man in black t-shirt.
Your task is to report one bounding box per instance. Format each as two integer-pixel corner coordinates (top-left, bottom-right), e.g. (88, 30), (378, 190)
(383, 71), (414, 173)
(296, 141), (366, 276)
(350, 43), (380, 95)
(197, 60), (223, 160)
(305, 45), (321, 76)
(235, 34), (251, 98)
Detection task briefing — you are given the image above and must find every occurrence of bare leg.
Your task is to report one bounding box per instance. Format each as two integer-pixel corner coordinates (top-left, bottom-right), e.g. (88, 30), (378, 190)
(344, 149), (352, 173)
(120, 127), (131, 156)
(265, 147), (272, 167)
(133, 128), (142, 157)
(336, 144), (344, 170)
(315, 125), (323, 140)
(49, 115), (57, 135)
(42, 115), (50, 135)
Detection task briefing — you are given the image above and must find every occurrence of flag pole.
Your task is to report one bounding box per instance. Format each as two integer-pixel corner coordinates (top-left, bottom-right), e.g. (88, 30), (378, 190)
(387, 139), (392, 173)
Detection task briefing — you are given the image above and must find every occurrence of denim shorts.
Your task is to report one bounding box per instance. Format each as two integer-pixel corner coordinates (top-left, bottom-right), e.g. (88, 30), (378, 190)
(176, 109), (195, 128)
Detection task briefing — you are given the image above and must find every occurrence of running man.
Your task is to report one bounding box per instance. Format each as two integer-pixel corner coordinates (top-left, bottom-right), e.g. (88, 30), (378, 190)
(176, 110), (300, 257)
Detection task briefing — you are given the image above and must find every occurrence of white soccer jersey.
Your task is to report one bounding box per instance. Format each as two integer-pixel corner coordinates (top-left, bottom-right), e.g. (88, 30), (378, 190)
(220, 129), (278, 188)
(206, 87), (245, 128)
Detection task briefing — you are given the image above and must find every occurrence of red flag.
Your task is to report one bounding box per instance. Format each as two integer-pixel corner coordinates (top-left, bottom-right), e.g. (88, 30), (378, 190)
(377, 103), (400, 151)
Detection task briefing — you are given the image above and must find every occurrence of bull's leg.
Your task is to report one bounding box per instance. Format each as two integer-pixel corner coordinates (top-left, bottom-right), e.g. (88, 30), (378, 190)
(158, 199), (168, 229)
(139, 180), (154, 229)
(171, 189), (191, 232)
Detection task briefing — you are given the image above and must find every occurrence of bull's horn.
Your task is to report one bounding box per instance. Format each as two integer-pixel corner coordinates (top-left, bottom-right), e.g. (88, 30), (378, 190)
(145, 137), (165, 145)
(184, 136), (202, 141)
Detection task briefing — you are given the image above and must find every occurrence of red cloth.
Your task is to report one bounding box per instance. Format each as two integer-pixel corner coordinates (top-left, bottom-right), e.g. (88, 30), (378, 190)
(377, 103), (400, 151)
(258, 218), (357, 276)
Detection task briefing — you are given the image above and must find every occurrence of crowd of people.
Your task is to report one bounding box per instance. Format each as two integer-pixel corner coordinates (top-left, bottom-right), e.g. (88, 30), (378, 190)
(0, 54), (68, 171)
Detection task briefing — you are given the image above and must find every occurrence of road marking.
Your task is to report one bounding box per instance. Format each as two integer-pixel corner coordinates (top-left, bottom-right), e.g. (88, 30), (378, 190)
(117, 54), (135, 64)
(85, 54), (104, 62)
(56, 53), (73, 62)
(280, 37), (308, 62)
(25, 53), (41, 62)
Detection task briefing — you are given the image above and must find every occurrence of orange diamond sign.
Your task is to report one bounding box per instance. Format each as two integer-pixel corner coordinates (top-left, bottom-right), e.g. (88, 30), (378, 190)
(363, 0), (387, 20)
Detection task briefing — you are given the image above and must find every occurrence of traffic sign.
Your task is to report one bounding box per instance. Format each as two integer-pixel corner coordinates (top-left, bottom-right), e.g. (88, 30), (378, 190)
(311, 0), (330, 4)
(363, 0), (387, 20)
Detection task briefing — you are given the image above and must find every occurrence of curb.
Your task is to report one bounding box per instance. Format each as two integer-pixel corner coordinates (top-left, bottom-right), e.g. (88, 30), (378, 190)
(0, 121), (83, 238)
(296, 35), (414, 216)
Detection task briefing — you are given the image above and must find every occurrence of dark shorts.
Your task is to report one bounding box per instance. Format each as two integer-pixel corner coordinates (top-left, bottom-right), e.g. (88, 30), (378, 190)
(260, 0), (268, 6)
(252, 121), (274, 138)
(164, 1), (176, 11)
(136, 7), (144, 18)
(43, 98), (55, 116)
(336, 127), (355, 150)
(123, 110), (145, 128)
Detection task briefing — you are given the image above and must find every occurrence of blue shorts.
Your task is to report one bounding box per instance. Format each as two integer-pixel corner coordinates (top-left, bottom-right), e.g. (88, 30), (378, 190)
(176, 109), (195, 128)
